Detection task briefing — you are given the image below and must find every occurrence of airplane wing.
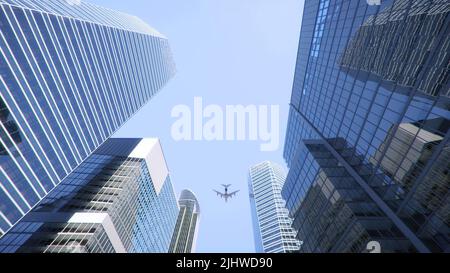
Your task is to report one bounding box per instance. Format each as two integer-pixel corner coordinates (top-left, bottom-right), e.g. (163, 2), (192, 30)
(228, 190), (240, 198)
(213, 190), (225, 198)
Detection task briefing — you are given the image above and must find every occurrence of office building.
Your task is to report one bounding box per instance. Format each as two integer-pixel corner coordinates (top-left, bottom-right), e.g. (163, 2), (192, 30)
(169, 189), (200, 253)
(0, 0), (175, 235)
(283, 0), (449, 252)
(0, 138), (179, 253)
(248, 161), (301, 253)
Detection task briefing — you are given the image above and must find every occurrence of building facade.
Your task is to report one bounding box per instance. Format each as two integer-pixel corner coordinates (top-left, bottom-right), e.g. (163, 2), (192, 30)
(283, 0), (449, 252)
(169, 189), (200, 253)
(248, 161), (301, 253)
(0, 138), (179, 253)
(0, 0), (175, 235)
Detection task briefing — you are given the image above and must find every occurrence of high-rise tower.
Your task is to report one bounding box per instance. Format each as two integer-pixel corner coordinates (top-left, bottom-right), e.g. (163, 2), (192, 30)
(248, 161), (301, 253)
(283, 0), (449, 252)
(0, 138), (179, 253)
(0, 0), (175, 235)
(169, 189), (200, 253)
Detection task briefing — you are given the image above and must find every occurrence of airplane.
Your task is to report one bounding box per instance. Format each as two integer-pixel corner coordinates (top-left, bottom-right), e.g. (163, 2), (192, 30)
(213, 184), (239, 202)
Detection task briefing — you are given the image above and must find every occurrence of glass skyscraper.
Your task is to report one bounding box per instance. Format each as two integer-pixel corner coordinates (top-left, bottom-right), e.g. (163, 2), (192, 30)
(169, 189), (200, 253)
(0, 0), (175, 236)
(0, 138), (179, 253)
(283, 0), (449, 252)
(248, 161), (301, 253)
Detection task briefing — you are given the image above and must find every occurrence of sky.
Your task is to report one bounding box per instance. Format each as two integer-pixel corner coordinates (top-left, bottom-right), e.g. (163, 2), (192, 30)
(89, 0), (304, 253)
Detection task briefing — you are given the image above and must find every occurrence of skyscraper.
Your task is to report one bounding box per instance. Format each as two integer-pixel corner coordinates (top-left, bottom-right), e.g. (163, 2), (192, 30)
(283, 0), (449, 252)
(0, 0), (175, 235)
(169, 189), (200, 253)
(0, 138), (180, 253)
(248, 161), (301, 253)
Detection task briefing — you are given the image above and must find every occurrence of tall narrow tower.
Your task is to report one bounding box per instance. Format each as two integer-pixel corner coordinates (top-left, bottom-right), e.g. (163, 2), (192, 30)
(248, 161), (301, 253)
(169, 189), (200, 253)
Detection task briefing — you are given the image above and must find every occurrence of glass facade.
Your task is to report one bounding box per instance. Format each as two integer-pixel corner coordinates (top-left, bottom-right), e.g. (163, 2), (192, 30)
(283, 0), (449, 252)
(248, 161), (301, 253)
(0, 0), (175, 235)
(169, 189), (200, 253)
(0, 138), (179, 253)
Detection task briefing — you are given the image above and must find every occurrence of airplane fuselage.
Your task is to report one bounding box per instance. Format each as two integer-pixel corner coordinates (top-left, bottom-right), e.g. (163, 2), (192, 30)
(214, 184), (238, 202)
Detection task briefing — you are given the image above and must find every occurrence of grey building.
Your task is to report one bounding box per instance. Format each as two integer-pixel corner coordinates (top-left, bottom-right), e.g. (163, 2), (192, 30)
(283, 0), (449, 253)
(0, 138), (180, 253)
(169, 189), (200, 253)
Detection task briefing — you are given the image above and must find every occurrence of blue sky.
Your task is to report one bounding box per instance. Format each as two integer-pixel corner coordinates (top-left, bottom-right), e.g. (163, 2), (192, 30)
(89, 0), (304, 252)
